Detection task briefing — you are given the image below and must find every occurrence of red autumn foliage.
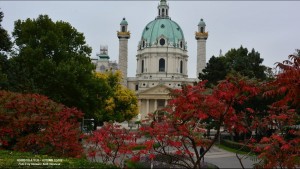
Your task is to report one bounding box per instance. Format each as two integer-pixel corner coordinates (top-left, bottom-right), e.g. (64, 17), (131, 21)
(86, 123), (144, 167)
(264, 54), (300, 108)
(123, 77), (258, 168)
(254, 55), (300, 168)
(257, 133), (299, 168)
(0, 90), (83, 158)
(86, 77), (260, 169)
(86, 55), (300, 169)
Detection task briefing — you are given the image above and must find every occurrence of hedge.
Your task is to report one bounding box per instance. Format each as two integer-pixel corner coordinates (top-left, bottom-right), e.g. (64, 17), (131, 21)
(220, 139), (252, 153)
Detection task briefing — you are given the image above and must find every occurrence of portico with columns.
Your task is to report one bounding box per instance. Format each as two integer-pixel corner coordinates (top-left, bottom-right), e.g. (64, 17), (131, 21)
(136, 85), (171, 119)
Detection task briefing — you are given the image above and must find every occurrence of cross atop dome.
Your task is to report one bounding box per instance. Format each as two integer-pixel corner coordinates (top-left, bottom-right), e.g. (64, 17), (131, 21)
(157, 0), (169, 18)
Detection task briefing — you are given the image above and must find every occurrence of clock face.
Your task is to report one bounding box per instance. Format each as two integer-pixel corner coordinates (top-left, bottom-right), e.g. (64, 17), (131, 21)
(160, 38), (165, 46)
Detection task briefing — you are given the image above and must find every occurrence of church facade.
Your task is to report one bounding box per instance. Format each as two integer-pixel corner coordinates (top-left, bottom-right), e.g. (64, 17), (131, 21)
(93, 0), (208, 121)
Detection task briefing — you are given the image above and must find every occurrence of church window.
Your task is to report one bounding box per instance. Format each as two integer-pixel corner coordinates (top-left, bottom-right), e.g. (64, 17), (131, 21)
(141, 60), (144, 73)
(159, 38), (165, 46)
(159, 9), (160, 15)
(162, 8), (165, 16)
(143, 41), (145, 48)
(159, 58), (165, 72)
(166, 9), (168, 15)
(161, 24), (165, 28)
(122, 26), (126, 32)
(135, 84), (139, 91)
(201, 27), (204, 33)
(180, 41), (183, 48)
(100, 65), (106, 71)
(180, 60), (183, 73)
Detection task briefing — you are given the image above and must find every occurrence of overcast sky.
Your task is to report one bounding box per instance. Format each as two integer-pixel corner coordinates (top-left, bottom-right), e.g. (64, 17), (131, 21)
(1, 1), (299, 78)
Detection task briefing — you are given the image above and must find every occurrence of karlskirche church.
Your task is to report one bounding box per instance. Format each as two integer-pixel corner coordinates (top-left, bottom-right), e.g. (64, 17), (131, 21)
(92, 0), (208, 121)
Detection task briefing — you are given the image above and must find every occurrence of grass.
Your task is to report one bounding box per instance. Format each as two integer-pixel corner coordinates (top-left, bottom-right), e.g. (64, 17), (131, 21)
(131, 143), (160, 150)
(216, 143), (255, 156)
(0, 149), (118, 168)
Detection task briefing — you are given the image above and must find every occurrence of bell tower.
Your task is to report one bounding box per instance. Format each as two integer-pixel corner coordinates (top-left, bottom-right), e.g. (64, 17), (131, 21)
(117, 18), (130, 86)
(195, 18), (208, 77)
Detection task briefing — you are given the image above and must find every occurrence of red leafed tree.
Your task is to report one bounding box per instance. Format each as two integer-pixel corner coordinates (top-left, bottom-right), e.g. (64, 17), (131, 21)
(87, 123), (152, 167)
(86, 77), (259, 168)
(0, 90), (83, 158)
(254, 54), (300, 168)
(264, 53), (300, 108)
(137, 77), (259, 168)
(86, 54), (299, 168)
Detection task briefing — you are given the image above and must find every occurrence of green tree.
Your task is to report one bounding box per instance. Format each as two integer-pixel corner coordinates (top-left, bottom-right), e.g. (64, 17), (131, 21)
(198, 55), (227, 87)
(225, 46), (266, 80)
(6, 15), (101, 118)
(199, 46), (267, 87)
(0, 10), (12, 88)
(0, 11), (12, 52)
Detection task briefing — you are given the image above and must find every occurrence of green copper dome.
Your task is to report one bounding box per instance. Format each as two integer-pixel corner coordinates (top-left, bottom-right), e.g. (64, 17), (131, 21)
(141, 18), (185, 48)
(120, 18), (128, 25)
(198, 18), (206, 27)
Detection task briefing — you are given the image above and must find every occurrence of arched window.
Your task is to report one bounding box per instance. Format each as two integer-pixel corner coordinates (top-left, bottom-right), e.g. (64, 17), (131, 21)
(122, 26), (126, 32)
(166, 9), (168, 16)
(159, 58), (165, 72)
(180, 41), (183, 48)
(200, 27), (204, 33)
(135, 84), (139, 91)
(143, 41), (145, 48)
(162, 8), (165, 16)
(100, 65), (106, 71)
(160, 38), (165, 46)
(159, 9), (160, 15)
(141, 60), (144, 73)
(180, 60), (183, 73)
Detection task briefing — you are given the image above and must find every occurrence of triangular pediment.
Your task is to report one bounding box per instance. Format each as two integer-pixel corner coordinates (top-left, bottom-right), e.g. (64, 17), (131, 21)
(138, 84), (171, 96)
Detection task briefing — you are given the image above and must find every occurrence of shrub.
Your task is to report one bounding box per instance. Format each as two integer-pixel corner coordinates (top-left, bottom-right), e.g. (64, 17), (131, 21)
(221, 139), (252, 152)
(0, 90), (83, 158)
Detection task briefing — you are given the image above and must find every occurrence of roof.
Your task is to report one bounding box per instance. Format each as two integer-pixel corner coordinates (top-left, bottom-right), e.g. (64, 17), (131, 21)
(120, 18), (128, 25)
(198, 18), (206, 27)
(141, 18), (185, 48)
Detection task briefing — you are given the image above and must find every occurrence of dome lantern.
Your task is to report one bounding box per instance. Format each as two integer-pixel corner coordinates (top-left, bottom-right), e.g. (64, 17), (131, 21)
(198, 18), (206, 33)
(120, 18), (128, 32)
(157, 0), (169, 19)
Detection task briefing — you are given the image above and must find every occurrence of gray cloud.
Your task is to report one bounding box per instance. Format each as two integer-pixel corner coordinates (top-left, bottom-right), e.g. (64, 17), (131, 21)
(1, 1), (299, 78)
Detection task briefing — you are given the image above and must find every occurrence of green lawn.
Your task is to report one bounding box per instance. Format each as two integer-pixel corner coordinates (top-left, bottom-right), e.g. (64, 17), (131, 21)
(0, 150), (117, 168)
(216, 143), (256, 156)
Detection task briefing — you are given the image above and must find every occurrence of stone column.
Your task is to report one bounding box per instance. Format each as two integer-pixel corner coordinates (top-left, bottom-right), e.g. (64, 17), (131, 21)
(146, 99), (150, 114)
(118, 39), (128, 86)
(117, 20), (130, 86)
(138, 99), (142, 113)
(195, 23), (208, 77)
(154, 99), (157, 110)
(196, 39), (206, 76)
